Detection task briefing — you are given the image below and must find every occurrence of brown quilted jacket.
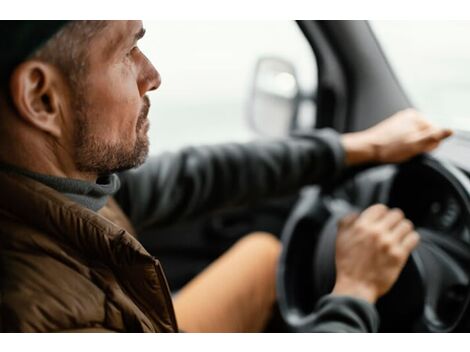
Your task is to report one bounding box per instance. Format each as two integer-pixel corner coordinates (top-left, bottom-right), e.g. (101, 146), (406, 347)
(0, 131), (379, 333)
(0, 170), (178, 332)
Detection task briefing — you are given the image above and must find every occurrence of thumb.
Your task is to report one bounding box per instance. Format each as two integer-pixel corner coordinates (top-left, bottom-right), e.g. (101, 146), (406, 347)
(413, 127), (453, 150)
(433, 128), (453, 141)
(338, 212), (359, 229)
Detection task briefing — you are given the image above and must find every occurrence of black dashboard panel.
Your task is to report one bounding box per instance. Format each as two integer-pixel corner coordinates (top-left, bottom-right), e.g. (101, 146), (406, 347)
(388, 162), (468, 245)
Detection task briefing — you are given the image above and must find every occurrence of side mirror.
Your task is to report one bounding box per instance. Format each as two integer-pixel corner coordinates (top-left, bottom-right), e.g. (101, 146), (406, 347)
(247, 57), (300, 138)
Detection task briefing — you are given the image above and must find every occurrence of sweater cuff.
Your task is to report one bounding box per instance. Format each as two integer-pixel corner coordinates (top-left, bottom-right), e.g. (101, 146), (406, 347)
(291, 128), (347, 181)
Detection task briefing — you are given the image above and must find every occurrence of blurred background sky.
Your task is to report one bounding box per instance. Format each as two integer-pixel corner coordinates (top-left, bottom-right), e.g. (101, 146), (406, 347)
(139, 21), (315, 155)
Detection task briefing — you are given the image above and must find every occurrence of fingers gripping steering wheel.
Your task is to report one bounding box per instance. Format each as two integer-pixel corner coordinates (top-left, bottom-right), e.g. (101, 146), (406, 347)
(277, 155), (470, 332)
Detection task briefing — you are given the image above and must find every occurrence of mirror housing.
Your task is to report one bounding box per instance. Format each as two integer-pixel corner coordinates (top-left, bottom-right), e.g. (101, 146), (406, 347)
(247, 57), (301, 138)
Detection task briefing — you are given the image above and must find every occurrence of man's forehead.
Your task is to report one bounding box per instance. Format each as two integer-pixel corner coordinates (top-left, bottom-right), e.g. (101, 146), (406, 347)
(108, 20), (143, 37)
(101, 21), (142, 41)
(98, 20), (143, 56)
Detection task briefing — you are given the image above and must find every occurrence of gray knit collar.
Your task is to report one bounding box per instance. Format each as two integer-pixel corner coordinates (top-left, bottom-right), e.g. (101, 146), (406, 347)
(0, 162), (120, 212)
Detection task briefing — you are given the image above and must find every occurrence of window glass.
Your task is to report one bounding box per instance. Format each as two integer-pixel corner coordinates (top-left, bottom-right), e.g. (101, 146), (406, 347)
(139, 21), (317, 154)
(372, 21), (470, 131)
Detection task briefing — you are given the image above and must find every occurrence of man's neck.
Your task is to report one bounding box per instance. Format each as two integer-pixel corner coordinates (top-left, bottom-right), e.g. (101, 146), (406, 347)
(0, 138), (98, 182)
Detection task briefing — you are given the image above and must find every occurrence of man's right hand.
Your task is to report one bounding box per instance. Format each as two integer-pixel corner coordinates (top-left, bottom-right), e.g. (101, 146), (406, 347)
(331, 204), (420, 304)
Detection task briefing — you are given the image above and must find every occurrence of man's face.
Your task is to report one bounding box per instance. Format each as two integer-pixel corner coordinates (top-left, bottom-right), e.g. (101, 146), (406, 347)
(69, 20), (160, 175)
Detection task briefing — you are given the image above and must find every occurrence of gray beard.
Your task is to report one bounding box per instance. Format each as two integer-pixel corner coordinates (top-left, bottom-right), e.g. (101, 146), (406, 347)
(73, 98), (150, 175)
(74, 124), (149, 175)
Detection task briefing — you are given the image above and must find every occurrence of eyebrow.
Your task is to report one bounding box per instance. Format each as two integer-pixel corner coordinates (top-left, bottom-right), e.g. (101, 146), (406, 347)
(133, 27), (146, 44)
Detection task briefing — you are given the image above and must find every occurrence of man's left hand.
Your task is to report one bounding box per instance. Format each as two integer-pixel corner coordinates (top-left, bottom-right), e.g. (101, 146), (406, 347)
(341, 109), (453, 166)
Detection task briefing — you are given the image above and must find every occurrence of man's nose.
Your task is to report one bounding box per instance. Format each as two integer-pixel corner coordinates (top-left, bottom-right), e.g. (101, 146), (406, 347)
(139, 60), (161, 95)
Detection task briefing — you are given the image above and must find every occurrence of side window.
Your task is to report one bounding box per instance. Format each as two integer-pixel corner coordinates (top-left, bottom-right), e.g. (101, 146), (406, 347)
(372, 21), (470, 131)
(140, 21), (317, 155)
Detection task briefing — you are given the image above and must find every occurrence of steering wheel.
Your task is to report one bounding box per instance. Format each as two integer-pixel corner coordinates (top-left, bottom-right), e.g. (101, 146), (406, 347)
(277, 154), (470, 332)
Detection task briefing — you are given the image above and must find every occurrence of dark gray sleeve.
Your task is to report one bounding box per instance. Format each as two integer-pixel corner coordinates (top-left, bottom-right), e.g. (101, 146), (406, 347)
(114, 128), (346, 231)
(310, 295), (380, 333)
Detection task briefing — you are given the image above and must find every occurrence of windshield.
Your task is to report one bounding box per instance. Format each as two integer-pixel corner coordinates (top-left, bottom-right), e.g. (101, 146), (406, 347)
(372, 21), (470, 132)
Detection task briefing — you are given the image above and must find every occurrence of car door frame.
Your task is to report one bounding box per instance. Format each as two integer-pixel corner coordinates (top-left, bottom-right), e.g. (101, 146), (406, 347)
(298, 20), (411, 133)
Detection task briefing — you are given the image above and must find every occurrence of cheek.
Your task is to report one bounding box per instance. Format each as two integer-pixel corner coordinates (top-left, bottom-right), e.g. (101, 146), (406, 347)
(97, 102), (141, 145)
(86, 69), (142, 142)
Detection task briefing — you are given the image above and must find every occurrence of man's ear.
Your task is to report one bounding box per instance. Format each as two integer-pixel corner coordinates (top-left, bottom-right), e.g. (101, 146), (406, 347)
(9, 60), (64, 138)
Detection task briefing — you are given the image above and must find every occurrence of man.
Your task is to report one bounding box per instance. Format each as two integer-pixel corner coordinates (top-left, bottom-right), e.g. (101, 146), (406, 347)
(0, 20), (452, 332)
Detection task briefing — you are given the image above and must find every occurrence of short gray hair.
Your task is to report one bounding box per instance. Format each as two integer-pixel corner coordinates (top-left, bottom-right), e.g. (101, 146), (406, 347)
(31, 20), (108, 89)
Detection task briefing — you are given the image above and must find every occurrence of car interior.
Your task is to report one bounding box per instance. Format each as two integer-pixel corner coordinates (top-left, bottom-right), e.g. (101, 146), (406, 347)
(138, 20), (470, 332)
